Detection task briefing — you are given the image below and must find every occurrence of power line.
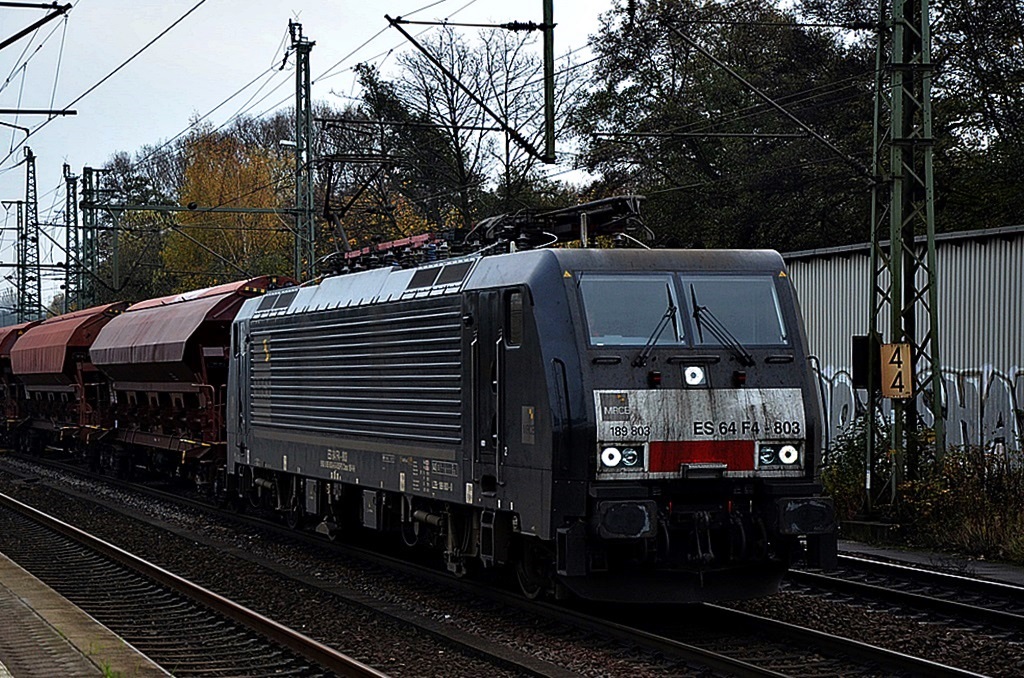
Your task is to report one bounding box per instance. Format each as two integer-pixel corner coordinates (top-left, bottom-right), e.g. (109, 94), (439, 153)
(0, 1), (71, 97)
(0, 0), (209, 169)
(46, 9), (69, 113)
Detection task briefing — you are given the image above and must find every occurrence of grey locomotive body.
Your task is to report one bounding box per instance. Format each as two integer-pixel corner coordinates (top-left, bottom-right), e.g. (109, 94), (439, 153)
(228, 246), (834, 603)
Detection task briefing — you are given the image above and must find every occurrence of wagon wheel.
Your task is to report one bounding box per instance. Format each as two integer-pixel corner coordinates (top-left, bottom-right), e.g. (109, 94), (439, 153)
(515, 537), (554, 600)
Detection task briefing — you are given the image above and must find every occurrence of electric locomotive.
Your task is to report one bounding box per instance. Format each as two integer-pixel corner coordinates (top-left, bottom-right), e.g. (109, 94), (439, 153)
(228, 196), (835, 602)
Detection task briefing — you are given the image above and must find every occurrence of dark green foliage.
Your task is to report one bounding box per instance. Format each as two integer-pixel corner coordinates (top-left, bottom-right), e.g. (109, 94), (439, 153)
(824, 417), (1024, 563)
(574, 0), (875, 250)
(898, 447), (1024, 561)
(923, 0), (1024, 233)
(576, 0), (1024, 250)
(821, 416), (893, 521)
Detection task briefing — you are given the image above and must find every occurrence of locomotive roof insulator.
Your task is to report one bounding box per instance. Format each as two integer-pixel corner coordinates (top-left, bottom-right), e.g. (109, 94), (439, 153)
(329, 195), (648, 275)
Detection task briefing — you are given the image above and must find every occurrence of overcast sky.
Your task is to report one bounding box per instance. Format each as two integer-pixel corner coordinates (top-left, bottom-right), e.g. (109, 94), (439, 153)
(0, 0), (611, 305)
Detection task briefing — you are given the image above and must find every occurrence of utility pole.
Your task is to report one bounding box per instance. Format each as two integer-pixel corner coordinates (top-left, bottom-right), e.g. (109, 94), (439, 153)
(542, 0), (555, 163)
(290, 20), (316, 282)
(63, 163), (78, 313)
(866, 0), (943, 510)
(19, 147), (41, 322)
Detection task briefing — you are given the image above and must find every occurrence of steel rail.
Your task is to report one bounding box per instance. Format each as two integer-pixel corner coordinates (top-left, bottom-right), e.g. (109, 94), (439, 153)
(0, 455), (581, 677)
(3, 454), (990, 677)
(838, 552), (1024, 600)
(0, 490), (387, 678)
(703, 603), (987, 678)
(788, 567), (1024, 630)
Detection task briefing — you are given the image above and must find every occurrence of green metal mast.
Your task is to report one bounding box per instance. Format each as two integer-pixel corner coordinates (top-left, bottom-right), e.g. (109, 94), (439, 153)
(19, 148), (41, 322)
(867, 0), (944, 509)
(80, 166), (102, 308)
(542, 0), (555, 163)
(62, 163), (79, 312)
(290, 20), (316, 282)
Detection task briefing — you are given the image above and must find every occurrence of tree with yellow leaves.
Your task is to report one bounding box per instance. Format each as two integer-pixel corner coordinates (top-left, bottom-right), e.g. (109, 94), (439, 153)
(162, 126), (292, 292)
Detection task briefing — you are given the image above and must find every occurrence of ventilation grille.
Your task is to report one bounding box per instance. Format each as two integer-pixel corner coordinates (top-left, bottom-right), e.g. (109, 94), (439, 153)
(249, 298), (463, 446)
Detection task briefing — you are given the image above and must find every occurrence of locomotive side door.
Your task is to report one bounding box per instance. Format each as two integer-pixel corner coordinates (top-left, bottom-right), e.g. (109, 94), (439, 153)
(468, 290), (503, 499)
(227, 318), (251, 467)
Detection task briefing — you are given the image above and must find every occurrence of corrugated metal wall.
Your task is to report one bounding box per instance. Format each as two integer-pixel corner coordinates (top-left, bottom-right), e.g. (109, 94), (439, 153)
(783, 226), (1024, 450)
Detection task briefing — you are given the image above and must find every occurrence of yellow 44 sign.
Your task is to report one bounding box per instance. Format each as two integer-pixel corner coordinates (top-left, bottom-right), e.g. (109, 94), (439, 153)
(881, 343), (913, 399)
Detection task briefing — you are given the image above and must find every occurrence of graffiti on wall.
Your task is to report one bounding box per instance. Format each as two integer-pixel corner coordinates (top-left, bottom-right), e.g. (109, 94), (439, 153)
(814, 365), (1024, 452)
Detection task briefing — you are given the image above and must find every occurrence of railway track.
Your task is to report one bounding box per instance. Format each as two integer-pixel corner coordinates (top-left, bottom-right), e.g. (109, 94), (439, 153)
(555, 595), (986, 677)
(788, 553), (1024, 636)
(0, 456), (615, 677)
(0, 453), (1006, 677)
(0, 490), (383, 678)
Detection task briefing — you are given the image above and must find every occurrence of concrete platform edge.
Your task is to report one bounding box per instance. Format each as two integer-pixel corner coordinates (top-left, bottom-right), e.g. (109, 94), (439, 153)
(0, 551), (170, 677)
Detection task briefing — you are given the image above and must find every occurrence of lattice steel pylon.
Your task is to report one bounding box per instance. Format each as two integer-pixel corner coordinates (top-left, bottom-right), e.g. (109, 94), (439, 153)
(79, 166), (102, 308)
(18, 148), (42, 322)
(867, 0), (944, 510)
(290, 20), (316, 282)
(63, 163), (79, 312)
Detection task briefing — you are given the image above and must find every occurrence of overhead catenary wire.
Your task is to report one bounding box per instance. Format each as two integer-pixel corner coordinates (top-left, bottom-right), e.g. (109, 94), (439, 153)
(0, 0), (74, 97)
(14, 0), (888, 306)
(117, 0), (463, 182)
(28, 0), (441, 216)
(0, 0), (210, 169)
(137, 0), (473, 172)
(22, 0), (577, 223)
(1, 2), (276, 274)
(46, 12), (69, 116)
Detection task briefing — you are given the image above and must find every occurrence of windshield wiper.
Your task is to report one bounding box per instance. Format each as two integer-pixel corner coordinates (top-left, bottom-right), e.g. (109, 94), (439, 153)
(633, 285), (678, 367)
(689, 284), (755, 367)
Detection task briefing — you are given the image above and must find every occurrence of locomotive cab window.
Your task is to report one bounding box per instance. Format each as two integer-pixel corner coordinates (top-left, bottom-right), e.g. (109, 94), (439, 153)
(682, 275), (789, 346)
(579, 274), (684, 346)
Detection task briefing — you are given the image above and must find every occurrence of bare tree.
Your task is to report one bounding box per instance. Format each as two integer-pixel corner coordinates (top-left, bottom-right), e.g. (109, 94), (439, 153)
(480, 28), (584, 210)
(395, 26), (494, 228)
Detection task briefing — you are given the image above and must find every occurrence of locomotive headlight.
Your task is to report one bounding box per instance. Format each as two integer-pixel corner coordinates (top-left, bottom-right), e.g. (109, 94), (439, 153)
(684, 366), (706, 386)
(601, 446), (623, 467)
(757, 442), (801, 468)
(779, 444), (799, 464)
(621, 447), (639, 466)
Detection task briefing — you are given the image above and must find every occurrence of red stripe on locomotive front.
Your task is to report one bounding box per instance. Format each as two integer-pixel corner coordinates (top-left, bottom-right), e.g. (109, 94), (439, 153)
(648, 441), (755, 472)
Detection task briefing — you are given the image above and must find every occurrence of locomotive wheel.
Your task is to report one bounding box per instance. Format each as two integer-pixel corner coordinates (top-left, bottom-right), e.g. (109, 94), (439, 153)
(515, 538), (553, 600)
